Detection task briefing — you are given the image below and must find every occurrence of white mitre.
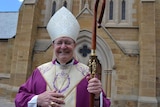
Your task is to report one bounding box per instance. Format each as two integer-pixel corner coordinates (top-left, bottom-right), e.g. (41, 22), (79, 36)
(47, 6), (80, 42)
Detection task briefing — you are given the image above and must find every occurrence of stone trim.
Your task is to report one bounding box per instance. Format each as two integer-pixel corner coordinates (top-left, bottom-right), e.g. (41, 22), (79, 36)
(117, 41), (139, 55)
(0, 83), (19, 92)
(24, 0), (37, 4)
(141, 0), (155, 2)
(0, 73), (10, 79)
(112, 95), (158, 104)
(113, 95), (138, 101)
(34, 39), (52, 52)
(138, 96), (157, 103)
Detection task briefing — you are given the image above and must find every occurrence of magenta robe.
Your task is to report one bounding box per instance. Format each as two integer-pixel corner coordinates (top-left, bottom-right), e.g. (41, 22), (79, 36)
(15, 61), (110, 107)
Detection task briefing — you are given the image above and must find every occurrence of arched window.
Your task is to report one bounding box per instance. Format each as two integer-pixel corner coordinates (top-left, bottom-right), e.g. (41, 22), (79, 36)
(63, 1), (67, 8)
(52, 1), (56, 16)
(109, 0), (113, 20)
(121, 0), (126, 20)
(105, 0), (134, 27)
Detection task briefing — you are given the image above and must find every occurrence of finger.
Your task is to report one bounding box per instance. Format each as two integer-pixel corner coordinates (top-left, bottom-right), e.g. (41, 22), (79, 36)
(88, 77), (100, 83)
(88, 84), (101, 90)
(87, 87), (102, 95)
(50, 92), (64, 98)
(56, 98), (65, 104)
(50, 93), (65, 104)
(51, 97), (65, 104)
(87, 82), (102, 93)
(50, 101), (58, 107)
(86, 75), (91, 81)
(88, 81), (101, 87)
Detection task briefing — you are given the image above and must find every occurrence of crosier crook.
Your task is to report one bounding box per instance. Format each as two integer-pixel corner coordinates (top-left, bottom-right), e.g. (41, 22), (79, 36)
(88, 0), (106, 107)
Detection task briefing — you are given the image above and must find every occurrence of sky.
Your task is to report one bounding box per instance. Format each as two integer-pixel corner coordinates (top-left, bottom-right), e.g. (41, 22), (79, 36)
(0, 0), (24, 12)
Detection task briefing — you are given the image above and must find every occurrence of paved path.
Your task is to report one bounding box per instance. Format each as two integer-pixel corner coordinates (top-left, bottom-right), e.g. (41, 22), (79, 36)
(0, 98), (15, 107)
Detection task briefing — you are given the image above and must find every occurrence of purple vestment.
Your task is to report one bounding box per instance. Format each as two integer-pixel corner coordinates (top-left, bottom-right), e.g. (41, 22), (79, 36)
(15, 61), (110, 107)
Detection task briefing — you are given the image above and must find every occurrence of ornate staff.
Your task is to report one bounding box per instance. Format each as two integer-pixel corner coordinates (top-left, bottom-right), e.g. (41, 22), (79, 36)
(88, 0), (106, 107)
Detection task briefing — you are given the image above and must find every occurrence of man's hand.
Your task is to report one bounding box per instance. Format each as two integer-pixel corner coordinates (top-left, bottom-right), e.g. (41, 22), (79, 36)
(37, 90), (65, 107)
(86, 76), (102, 98)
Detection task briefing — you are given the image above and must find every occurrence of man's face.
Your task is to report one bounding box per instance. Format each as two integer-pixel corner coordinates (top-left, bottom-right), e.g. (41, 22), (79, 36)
(53, 37), (76, 64)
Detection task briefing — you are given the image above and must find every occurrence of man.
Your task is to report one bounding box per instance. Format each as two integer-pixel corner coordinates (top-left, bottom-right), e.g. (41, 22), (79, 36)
(15, 6), (110, 107)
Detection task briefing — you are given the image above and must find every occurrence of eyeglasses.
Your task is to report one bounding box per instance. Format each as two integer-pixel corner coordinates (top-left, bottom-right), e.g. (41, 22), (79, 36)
(54, 41), (75, 46)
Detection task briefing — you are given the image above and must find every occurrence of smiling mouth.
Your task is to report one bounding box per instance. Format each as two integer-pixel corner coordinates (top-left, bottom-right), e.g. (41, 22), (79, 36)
(59, 50), (70, 54)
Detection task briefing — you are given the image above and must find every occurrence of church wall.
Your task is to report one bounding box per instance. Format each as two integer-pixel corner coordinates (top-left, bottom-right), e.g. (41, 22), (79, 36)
(72, 0), (80, 14)
(138, 1), (157, 107)
(76, 0), (158, 107)
(111, 55), (139, 107)
(0, 40), (11, 84)
(4, 0), (46, 101)
(77, 7), (140, 106)
(11, 1), (139, 106)
(32, 45), (53, 71)
(98, 28), (139, 107)
(107, 28), (139, 41)
(0, 0), (160, 107)
(0, 39), (15, 99)
(37, 27), (50, 39)
(0, 41), (8, 74)
(155, 0), (160, 106)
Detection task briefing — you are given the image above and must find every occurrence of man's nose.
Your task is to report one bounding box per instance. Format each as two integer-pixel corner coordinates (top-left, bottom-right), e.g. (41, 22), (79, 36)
(61, 42), (67, 48)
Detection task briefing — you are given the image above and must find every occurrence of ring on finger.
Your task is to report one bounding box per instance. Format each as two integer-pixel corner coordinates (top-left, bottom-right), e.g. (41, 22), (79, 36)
(50, 101), (55, 106)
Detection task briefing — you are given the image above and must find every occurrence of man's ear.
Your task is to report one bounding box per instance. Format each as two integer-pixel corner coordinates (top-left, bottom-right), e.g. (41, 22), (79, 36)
(52, 41), (54, 47)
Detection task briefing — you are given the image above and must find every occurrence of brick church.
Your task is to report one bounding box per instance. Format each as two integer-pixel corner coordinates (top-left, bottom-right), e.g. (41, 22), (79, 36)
(0, 0), (160, 107)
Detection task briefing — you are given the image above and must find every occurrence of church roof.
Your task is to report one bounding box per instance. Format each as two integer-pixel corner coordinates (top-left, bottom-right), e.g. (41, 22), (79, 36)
(0, 12), (19, 39)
